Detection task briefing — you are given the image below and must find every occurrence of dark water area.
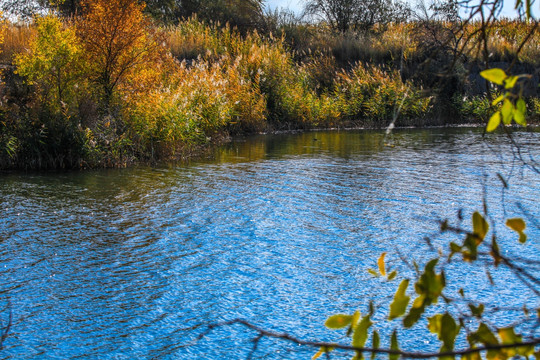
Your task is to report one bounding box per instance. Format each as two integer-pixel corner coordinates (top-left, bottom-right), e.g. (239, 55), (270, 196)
(0, 128), (538, 359)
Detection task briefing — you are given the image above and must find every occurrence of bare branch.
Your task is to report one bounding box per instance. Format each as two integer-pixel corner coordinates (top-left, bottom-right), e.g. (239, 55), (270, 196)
(198, 319), (540, 359)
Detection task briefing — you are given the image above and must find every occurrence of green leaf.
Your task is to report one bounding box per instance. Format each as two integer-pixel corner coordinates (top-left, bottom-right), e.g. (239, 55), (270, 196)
(498, 327), (520, 344)
(440, 313), (459, 350)
(472, 323), (499, 345)
(472, 212), (489, 241)
(404, 259), (445, 327)
(429, 313), (460, 351)
(389, 279), (410, 320)
(491, 237), (501, 266)
(463, 351), (482, 360)
(403, 302), (424, 328)
(514, 108), (526, 126)
(504, 75), (519, 89)
(498, 327), (527, 357)
(387, 270), (397, 281)
(450, 242), (461, 252)
(390, 330), (399, 360)
(469, 304), (485, 317)
(325, 314), (353, 329)
(371, 331), (380, 360)
(486, 112), (501, 132)
(501, 99), (513, 124)
(428, 314), (443, 334)
(463, 234), (479, 261)
(491, 94), (504, 106)
(449, 242), (462, 261)
(514, 99), (527, 126)
(368, 269), (379, 277)
(517, 98), (527, 113)
(352, 315), (373, 348)
(481, 68), (507, 85)
(518, 344), (535, 358)
(352, 310), (361, 327)
(378, 252), (386, 277)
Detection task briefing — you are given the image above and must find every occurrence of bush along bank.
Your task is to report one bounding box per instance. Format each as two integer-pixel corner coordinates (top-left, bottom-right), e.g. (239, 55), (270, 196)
(0, 1), (538, 169)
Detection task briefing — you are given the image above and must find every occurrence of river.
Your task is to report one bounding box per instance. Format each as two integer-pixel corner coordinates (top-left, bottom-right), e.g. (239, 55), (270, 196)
(0, 128), (538, 359)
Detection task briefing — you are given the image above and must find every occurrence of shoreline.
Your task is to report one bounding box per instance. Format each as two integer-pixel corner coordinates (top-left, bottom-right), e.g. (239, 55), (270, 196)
(3, 122), (538, 173)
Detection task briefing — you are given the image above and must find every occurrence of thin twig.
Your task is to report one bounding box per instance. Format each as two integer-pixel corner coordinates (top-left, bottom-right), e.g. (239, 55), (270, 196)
(0, 300), (12, 350)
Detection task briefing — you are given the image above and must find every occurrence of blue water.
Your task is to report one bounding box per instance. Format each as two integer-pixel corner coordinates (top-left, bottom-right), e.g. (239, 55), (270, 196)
(0, 128), (538, 359)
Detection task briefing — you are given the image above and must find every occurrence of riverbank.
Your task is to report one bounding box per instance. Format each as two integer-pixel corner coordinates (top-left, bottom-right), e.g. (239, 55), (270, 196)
(0, 9), (538, 170)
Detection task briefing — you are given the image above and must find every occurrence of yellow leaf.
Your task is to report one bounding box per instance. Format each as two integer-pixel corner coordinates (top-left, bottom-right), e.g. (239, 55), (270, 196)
(378, 252), (386, 277)
(513, 108), (526, 126)
(506, 218), (527, 243)
(487, 112), (501, 132)
(325, 314), (353, 329)
(368, 268), (379, 277)
(472, 212), (489, 242)
(491, 94), (504, 106)
(389, 279), (410, 320)
(352, 310), (361, 328)
(501, 99), (513, 124)
(506, 218), (526, 232)
(504, 76), (518, 89)
(480, 68), (507, 85)
(313, 346), (333, 360)
(312, 348), (324, 360)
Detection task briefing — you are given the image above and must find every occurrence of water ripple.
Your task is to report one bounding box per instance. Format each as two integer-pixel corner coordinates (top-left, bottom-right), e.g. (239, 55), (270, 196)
(0, 128), (538, 359)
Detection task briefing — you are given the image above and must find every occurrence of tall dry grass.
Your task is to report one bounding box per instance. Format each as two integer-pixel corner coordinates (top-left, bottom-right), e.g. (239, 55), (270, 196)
(0, 23), (35, 64)
(1, 15), (537, 169)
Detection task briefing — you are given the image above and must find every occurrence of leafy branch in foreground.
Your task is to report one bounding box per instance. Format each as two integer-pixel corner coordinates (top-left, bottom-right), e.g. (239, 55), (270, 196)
(196, 318), (540, 359)
(480, 68), (532, 132)
(309, 209), (538, 360)
(194, 211), (539, 360)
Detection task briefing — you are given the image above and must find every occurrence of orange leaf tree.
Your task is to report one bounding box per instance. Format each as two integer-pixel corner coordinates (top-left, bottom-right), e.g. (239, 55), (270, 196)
(76, 0), (167, 112)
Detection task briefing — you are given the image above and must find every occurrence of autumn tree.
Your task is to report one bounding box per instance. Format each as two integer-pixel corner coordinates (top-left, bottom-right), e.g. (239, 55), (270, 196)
(76, 0), (167, 112)
(14, 16), (83, 113)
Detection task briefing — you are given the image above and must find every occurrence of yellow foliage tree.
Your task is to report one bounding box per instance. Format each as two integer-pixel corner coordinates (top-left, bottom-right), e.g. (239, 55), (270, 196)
(14, 15), (83, 115)
(76, 0), (169, 110)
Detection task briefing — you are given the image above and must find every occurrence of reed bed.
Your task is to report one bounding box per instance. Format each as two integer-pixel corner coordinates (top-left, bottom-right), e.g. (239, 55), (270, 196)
(0, 15), (537, 169)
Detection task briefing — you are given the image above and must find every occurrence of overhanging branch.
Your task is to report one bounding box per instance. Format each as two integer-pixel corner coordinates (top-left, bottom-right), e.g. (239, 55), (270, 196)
(198, 319), (540, 359)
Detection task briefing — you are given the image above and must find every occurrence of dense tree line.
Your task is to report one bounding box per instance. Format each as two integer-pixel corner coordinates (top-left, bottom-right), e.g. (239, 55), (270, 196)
(1, 0), (266, 30)
(303, 0), (411, 32)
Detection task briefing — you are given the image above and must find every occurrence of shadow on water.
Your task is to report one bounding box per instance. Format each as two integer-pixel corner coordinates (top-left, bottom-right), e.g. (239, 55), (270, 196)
(0, 127), (538, 359)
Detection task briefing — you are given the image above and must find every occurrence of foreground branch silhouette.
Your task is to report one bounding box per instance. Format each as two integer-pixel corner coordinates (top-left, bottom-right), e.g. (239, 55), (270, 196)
(0, 300), (12, 350)
(197, 319), (540, 359)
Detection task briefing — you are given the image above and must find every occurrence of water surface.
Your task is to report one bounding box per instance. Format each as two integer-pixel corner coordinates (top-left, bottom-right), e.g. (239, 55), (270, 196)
(0, 128), (538, 359)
